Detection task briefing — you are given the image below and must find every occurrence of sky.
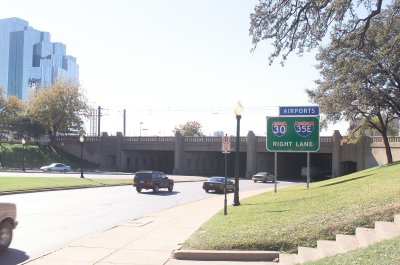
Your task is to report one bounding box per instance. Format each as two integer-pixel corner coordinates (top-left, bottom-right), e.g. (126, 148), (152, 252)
(2, 0), (348, 137)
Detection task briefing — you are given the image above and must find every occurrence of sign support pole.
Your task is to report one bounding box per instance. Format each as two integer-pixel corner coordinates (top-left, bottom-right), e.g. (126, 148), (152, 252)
(221, 134), (230, 215)
(307, 152), (310, 188)
(224, 152), (228, 215)
(274, 152), (277, 193)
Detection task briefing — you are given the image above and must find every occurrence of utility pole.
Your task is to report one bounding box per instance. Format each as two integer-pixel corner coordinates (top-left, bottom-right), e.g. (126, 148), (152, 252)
(97, 106), (101, 137)
(123, 109), (126, 136)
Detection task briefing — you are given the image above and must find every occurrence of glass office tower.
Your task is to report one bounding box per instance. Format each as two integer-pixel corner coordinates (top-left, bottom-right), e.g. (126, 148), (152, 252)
(0, 17), (79, 100)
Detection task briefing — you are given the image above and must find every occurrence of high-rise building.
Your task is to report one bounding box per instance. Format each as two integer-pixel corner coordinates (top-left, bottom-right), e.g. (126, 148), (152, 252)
(0, 17), (79, 100)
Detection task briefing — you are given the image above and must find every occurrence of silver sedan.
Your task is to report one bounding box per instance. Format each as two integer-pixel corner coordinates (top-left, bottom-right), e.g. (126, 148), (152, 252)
(40, 163), (71, 173)
(252, 172), (275, 183)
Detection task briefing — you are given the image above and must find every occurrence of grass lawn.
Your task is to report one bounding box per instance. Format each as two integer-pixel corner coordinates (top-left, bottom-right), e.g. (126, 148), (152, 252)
(305, 236), (400, 265)
(0, 143), (132, 192)
(183, 162), (400, 253)
(0, 177), (132, 192)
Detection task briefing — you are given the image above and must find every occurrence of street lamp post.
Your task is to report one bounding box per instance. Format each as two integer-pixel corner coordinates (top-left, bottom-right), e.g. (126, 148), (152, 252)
(80, 135), (84, 178)
(140, 122), (143, 137)
(21, 138), (26, 172)
(233, 101), (243, 206)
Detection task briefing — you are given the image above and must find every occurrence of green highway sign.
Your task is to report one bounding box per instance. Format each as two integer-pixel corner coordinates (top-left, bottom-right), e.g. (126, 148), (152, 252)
(266, 116), (320, 152)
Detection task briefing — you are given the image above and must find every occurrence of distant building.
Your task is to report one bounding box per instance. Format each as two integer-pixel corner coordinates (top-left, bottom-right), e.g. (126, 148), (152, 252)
(0, 17), (79, 100)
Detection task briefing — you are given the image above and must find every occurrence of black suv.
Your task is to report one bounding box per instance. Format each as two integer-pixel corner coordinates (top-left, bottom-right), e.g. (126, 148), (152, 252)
(133, 171), (174, 193)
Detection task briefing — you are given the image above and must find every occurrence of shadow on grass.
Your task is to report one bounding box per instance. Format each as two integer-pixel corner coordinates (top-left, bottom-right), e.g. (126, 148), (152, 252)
(381, 160), (400, 167)
(224, 208), (291, 216)
(320, 174), (373, 188)
(83, 178), (111, 186)
(259, 209), (291, 214)
(244, 193), (325, 207)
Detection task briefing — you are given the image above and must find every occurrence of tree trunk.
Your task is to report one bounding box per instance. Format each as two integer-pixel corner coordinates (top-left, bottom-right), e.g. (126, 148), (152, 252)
(381, 131), (393, 164)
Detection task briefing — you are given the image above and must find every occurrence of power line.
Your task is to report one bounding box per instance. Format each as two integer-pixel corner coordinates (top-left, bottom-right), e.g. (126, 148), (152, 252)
(90, 105), (279, 114)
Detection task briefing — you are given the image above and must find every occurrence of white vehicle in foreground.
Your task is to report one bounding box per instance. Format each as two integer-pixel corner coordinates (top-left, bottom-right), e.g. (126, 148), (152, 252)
(0, 202), (18, 250)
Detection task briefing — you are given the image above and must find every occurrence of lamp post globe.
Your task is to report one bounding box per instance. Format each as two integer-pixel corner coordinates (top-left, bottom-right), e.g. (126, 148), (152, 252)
(79, 135), (84, 178)
(234, 101), (244, 117)
(233, 101), (243, 206)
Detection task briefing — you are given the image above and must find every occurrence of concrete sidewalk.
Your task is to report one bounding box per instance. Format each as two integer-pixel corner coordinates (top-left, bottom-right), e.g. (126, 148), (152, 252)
(22, 187), (274, 265)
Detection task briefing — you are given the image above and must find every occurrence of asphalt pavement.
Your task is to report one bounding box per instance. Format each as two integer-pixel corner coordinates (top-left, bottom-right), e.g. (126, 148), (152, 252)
(18, 175), (277, 265)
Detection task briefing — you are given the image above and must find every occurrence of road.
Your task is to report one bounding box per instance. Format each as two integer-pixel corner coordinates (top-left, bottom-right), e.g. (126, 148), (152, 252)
(0, 174), (296, 264)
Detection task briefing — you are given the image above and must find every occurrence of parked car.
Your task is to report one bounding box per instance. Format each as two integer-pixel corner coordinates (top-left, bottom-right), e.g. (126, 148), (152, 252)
(133, 170), (174, 193)
(0, 203), (18, 251)
(252, 172), (275, 183)
(40, 163), (71, 172)
(202, 176), (234, 193)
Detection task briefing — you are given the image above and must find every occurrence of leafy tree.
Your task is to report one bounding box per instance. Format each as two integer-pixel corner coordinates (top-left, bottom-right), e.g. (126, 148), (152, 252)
(350, 117), (400, 137)
(0, 88), (24, 168)
(0, 87), (25, 133)
(10, 116), (46, 138)
(213, 131), (225, 137)
(306, 6), (400, 163)
(28, 79), (90, 138)
(346, 113), (396, 163)
(173, 121), (205, 137)
(249, 0), (394, 64)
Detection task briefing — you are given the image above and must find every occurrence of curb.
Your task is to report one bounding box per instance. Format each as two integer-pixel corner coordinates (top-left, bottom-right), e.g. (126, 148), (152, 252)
(0, 184), (130, 196)
(172, 249), (280, 262)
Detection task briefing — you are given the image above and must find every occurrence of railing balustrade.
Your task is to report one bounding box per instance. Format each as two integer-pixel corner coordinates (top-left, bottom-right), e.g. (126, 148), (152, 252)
(320, 137), (332, 143)
(371, 136), (400, 143)
(123, 137), (174, 142)
(54, 135), (400, 150)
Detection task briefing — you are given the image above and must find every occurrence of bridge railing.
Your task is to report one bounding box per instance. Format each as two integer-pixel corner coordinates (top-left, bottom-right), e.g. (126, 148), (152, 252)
(320, 136), (332, 143)
(371, 136), (400, 143)
(123, 136), (174, 142)
(55, 136), (102, 143)
(184, 136), (247, 143)
(256, 136), (332, 143)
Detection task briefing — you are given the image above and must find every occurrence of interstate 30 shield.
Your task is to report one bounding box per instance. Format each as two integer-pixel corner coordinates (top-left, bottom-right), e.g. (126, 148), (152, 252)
(272, 121), (287, 137)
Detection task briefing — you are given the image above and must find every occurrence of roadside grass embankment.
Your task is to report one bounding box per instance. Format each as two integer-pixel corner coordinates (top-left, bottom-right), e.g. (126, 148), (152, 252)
(0, 143), (127, 193)
(0, 177), (132, 193)
(0, 142), (95, 170)
(183, 162), (400, 254)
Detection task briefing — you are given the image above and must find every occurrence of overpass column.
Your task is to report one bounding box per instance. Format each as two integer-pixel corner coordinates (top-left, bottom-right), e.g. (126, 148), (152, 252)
(173, 132), (184, 174)
(116, 132), (127, 171)
(246, 131), (256, 178)
(99, 132), (108, 169)
(331, 130), (341, 177)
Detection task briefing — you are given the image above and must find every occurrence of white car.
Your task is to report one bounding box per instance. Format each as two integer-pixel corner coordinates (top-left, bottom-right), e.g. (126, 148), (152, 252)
(0, 202), (18, 251)
(40, 163), (71, 173)
(252, 172), (275, 183)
